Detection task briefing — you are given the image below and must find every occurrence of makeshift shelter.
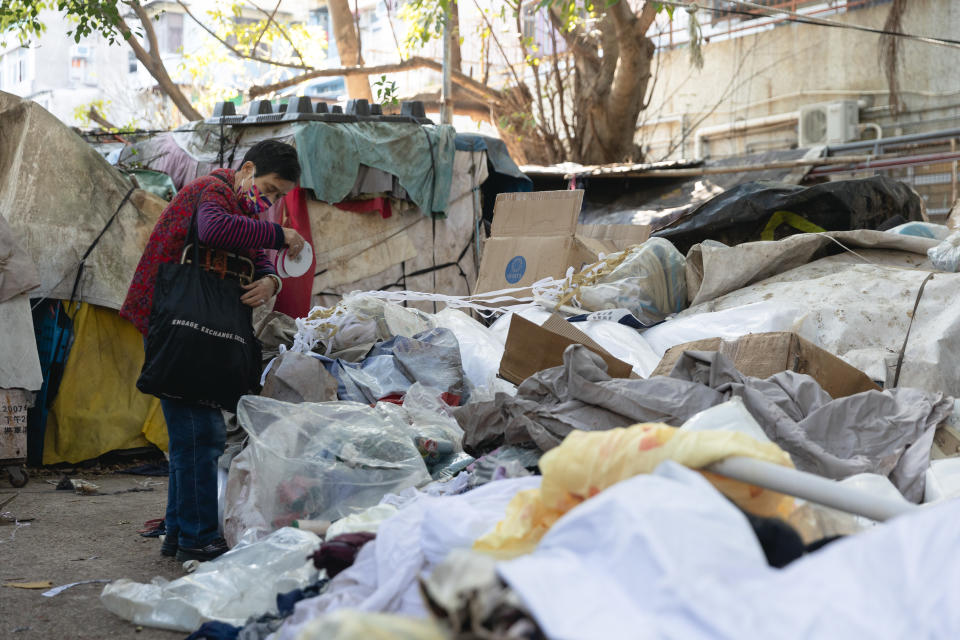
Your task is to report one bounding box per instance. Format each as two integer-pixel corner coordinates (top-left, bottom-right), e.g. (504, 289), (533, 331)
(0, 91), (168, 464)
(114, 116), (527, 315)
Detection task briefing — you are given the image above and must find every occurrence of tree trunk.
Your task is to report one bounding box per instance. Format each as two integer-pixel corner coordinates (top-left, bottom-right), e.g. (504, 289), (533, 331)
(120, 2), (203, 123)
(329, 0), (373, 100)
(450, 0), (462, 73)
(495, 2), (657, 166)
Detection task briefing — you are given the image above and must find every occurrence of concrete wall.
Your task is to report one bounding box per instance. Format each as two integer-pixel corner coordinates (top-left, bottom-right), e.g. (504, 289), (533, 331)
(638, 0), (960, 161)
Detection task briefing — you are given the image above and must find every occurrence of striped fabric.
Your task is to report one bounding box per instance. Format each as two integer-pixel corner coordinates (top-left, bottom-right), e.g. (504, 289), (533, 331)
(121, 168), (284, 336)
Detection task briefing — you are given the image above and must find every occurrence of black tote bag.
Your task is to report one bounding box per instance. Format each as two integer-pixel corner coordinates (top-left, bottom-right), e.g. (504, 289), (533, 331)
(137, 210), (261, 410)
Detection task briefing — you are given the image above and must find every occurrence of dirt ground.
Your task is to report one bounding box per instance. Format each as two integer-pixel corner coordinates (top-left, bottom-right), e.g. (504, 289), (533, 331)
(0, 472), (185, 639)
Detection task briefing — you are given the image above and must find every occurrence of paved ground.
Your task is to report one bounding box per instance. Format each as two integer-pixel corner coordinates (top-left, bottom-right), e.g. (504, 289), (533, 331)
(0, 472), (184, 639)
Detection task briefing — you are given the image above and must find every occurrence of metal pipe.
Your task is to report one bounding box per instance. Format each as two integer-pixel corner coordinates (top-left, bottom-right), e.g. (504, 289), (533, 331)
(808, 150), (960, 176)
(707, 456), (916, 522)
(826, 127), (960, 155)
(440, 7), (453, 126)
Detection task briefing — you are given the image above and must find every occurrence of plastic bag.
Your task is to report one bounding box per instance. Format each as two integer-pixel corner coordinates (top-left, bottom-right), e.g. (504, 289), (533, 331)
(433, 307), (506, 390)
(223, 397), (430, 546)
(928, 231), (960, 272)
(292, 294), (436, 356)
(325, 328), (467, 404)
(558, 238), (687, 325)
(401, 383), (465, 470)
(474, 422), (793, 555)
(381, 328), (466, 401)
(100, 527), (319, 632)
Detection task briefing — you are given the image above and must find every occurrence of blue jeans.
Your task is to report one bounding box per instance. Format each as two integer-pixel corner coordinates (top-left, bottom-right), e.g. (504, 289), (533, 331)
(159, 396), (226, 548)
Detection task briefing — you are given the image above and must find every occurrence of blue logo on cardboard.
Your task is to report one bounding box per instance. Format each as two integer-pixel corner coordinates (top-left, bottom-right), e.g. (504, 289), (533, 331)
(505, 256), (526, 284)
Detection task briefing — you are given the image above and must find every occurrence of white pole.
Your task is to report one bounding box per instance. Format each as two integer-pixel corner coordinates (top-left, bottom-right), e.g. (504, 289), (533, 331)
(441, 5), (453, 125)
(707, 456), (917, 522)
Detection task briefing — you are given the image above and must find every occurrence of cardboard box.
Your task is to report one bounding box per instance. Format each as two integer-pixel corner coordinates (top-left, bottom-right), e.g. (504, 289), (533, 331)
(475, 190), (650, 294)
(650, 332), (880, 398)
(499, 314), (634, 384)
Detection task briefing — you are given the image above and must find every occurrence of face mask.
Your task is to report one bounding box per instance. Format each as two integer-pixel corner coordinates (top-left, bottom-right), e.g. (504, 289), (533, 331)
(237, 173), (272, 214)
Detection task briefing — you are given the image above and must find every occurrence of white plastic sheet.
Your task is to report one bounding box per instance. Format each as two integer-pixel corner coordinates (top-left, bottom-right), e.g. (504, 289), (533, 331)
(224, 397), (431, 546)
(490, 305), (662, 378)
(680, 258), (960, 394)
(433, 307), (505, 391)
(642, 301), (815, 358)
(499, 462), (960, 639)
(100, 527), (319, 632)
(273, 476), (542, 640)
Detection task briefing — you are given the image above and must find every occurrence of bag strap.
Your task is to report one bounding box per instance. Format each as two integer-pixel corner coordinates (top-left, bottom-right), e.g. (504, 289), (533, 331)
(184, 171), (236, 267)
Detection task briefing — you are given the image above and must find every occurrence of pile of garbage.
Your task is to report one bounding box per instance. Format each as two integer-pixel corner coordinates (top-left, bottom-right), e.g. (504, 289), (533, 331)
(101, 215), (960, 639)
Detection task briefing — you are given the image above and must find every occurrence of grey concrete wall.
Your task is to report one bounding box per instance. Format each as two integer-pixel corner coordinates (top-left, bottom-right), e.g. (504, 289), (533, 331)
(638, 0), (960, 160)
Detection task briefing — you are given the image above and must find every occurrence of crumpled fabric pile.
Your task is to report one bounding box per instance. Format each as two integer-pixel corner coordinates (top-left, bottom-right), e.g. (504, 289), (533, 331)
(457, 345), (952, 502)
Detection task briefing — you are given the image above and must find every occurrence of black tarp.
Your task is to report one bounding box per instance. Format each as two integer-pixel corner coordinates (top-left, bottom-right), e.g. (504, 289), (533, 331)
(652, 176), (924, 254)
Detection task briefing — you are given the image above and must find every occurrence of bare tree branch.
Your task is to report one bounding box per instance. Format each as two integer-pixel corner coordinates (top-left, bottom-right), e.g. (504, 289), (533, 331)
(175, 0), (312, 70)
(547, 5), (599, 68)
(383, 0), (404, 61)
(249, 0), (280, 55)
(470, 0), (525, 91)
(88, 106), (119, 130)
(248, 56), (503, 102)
(119, 1), (203, 122)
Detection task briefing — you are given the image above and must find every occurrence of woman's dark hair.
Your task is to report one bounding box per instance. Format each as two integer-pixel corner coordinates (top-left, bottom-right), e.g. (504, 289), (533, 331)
(241, 140), (301, 182)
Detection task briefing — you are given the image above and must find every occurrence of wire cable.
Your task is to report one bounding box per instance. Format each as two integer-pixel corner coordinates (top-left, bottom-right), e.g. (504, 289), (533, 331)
(655, 0), (960, 50)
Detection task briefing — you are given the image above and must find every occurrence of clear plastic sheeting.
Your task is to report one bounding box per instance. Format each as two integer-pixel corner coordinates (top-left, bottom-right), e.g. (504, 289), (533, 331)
(100, 527), (319, 632)
(224, 397), (431, 546)
(928, 231), (960, 272)
(433, 307), (506, 391)
(549, 238), (687, 326)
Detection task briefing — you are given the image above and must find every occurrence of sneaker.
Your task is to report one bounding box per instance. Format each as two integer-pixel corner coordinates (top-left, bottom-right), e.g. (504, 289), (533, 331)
(175, 538), (229, 563)
(160, 535), (178, 558)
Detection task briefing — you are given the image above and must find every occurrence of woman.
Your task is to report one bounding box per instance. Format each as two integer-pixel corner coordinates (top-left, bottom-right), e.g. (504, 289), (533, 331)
(121, 140), (307, 562)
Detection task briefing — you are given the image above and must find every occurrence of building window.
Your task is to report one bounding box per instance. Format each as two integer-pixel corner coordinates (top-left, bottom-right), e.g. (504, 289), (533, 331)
(128, 50), (138, 73)
(308, 7), (329, 27)
(69, 44), (93, 84)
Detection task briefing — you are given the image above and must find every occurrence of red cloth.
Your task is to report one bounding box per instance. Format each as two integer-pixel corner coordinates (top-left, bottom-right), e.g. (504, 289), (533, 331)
(334, 197), (392, 219)
(120, 169), (276, 336)
(272, 187), (316, 319)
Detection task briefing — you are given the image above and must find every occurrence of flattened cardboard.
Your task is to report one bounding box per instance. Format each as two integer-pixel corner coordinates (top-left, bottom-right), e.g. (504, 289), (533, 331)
(499, 314), (633, 384)
(475, 190), (650, 294)
(651, 332), (879, 398)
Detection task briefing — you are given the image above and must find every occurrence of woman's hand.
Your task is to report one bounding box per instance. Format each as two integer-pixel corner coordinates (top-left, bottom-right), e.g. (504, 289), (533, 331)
(241, 277), (278, 308)
(282, 228), (306, 258)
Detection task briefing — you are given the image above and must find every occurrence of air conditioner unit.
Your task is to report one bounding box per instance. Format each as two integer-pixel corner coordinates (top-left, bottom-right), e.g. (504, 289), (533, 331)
(798, 100), (859, 147)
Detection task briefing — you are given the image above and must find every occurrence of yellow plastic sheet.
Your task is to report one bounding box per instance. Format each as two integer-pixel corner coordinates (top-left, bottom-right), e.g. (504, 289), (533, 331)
(475, 423), (794, 556)
(43, 303), (167, 464)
